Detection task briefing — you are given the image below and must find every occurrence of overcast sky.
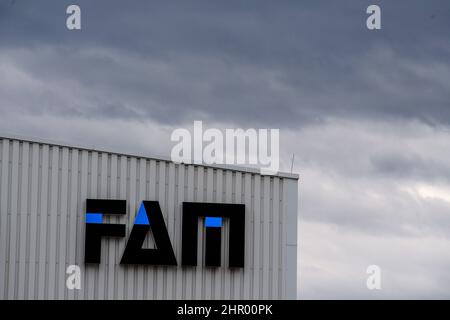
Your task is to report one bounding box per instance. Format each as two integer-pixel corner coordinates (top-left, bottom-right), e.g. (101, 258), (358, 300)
(1, 0), (450, 299)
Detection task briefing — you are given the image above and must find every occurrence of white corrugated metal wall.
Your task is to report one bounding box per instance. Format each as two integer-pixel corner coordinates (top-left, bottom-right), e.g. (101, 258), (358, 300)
(0, 137), (298, 300)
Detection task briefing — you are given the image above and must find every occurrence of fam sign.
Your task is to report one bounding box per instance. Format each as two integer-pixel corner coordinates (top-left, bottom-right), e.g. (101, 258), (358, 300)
(84, 199), (245, 268)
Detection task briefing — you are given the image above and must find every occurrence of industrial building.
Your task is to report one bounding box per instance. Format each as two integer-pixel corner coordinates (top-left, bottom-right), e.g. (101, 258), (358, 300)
(0, 135), (298, 299)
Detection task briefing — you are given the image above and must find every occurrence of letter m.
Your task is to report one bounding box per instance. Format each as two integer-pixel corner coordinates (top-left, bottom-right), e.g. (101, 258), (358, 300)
(181, 202), (245, 268)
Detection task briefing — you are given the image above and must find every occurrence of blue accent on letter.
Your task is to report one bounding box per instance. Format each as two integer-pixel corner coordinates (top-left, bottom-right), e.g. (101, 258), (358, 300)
(205, 217), (222, 228)
(134, 203), (150, 225)
(86, 213), (103, 224)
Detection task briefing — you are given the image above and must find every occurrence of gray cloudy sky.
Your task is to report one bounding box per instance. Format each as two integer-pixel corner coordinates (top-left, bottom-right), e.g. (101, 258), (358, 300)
(1, 0), (450, 298)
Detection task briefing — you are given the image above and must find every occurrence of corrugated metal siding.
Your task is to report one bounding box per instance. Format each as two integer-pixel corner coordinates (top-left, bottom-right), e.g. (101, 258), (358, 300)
(0, 137), (298, 300)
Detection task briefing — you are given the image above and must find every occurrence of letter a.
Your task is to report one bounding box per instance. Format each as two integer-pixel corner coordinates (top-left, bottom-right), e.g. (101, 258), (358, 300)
(366, 5), (381, 30)
(66, 5), (81, 30)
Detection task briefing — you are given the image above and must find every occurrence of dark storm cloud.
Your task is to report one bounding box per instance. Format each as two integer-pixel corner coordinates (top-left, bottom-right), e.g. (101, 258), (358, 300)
(1, 0), (449, 127)
(282, 120), (450, 238)
(369, 152), (450, 181)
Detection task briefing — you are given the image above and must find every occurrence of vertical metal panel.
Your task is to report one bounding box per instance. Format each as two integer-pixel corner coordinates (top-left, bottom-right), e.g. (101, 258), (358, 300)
(116, 155), (128, 300)
(262, 176), (271, 299)
(27, 143), (39, 299)
(0, 137), (298, 300)
(0, 140), (9, 299)
(8, 140), (19, 299)
(283, 178), (299, 299)
(271, 177), (280, 299)
(17, 142), (28, 299)
(67, 148), (79, 300)
(252, 174), (261, 299)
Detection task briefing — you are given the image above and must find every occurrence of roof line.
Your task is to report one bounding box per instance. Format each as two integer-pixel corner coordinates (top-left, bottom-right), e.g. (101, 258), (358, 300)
(0, 133), (299, 180)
